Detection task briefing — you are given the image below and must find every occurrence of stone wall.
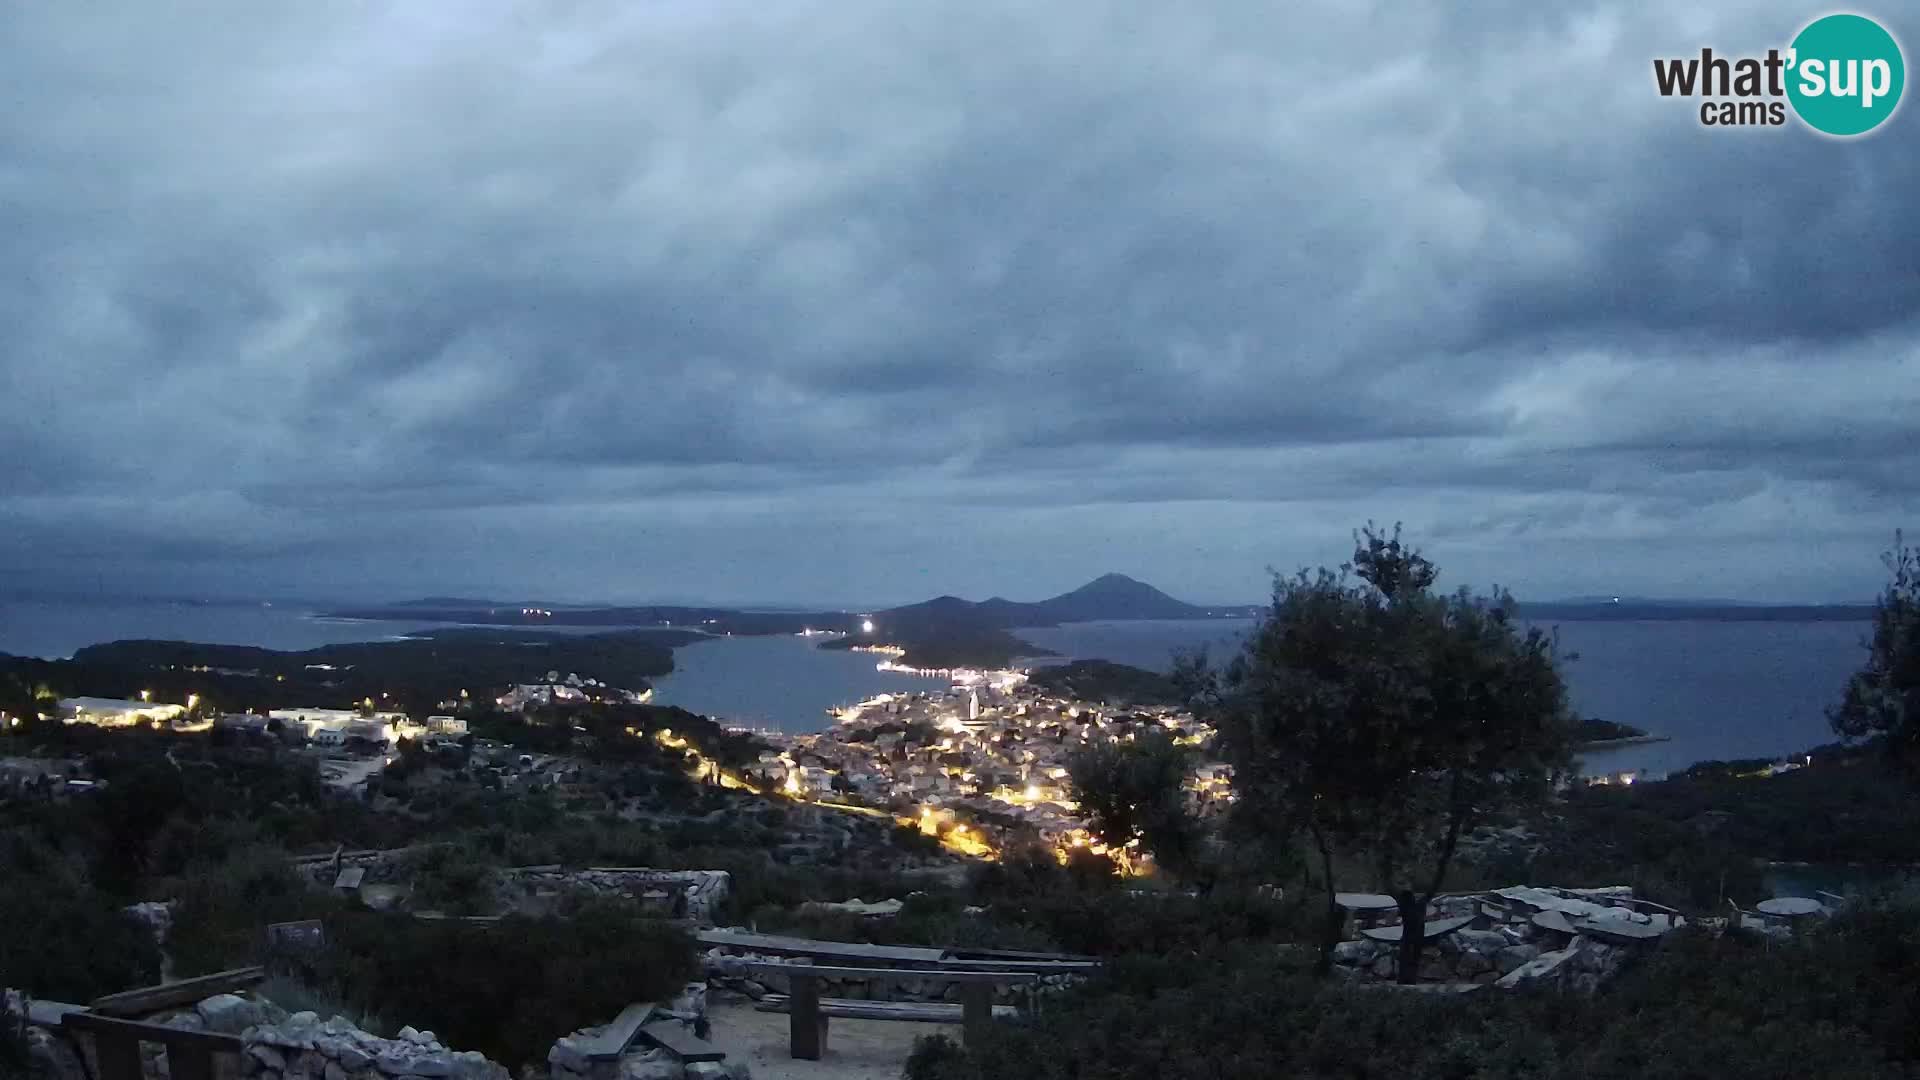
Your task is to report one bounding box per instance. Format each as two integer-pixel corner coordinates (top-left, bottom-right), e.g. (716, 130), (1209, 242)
(295, 850), (732, 925)
(1332, 928), (1631, 991)
(5, 988), (510, 1080)
(498, 868), (731, 925)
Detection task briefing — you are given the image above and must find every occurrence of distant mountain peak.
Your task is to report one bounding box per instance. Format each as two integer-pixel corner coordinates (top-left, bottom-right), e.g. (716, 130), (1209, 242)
(1040, 574), (1203, 620)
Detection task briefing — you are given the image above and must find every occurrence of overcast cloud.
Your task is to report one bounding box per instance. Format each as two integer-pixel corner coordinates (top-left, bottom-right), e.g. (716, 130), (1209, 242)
(3, 1), (1916, 607)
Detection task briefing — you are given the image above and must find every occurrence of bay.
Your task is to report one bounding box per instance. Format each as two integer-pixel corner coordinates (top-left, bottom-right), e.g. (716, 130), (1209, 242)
(646, 634), (947, 732)
(1, 601), (1874, 771)
(1014, 618), (1870, 777)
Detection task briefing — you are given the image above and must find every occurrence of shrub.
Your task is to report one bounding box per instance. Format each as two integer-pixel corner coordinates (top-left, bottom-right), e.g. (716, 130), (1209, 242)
(905, 898), (1920, 1080)
(295, 902), (696, 1069)
(0, 871), (161, 1002)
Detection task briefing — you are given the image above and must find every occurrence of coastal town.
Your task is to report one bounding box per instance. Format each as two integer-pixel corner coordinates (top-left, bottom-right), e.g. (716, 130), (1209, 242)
(744, 668), (1232, 863)
(4, 641), (1240, 868)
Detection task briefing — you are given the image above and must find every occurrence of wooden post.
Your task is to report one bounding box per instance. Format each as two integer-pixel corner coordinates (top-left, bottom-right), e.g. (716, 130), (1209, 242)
(788, 973), (826, 1060)
(168, 1044), (217, 1080)
(959, 982), (993, 1048)
(92, 1031), (143, 1080)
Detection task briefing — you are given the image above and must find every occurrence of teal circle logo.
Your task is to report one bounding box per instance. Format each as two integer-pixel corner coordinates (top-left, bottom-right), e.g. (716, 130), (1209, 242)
(1787, 14), (1905, 136)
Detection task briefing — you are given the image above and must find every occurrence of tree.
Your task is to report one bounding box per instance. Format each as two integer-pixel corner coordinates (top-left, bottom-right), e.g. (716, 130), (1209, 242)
(1067, 729), (1204, 882)
(1187, 524), (1577, 981)
(1832, 530), (1920, 775)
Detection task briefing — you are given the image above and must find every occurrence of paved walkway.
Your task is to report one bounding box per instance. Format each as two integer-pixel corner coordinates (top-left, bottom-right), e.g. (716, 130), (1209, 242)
(706, 1002), (950, 1080)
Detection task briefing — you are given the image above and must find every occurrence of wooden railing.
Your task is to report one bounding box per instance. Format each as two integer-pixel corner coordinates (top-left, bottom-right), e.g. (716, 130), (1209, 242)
(60, 1011), (244, 1080)
(35, 965), (267, 1080)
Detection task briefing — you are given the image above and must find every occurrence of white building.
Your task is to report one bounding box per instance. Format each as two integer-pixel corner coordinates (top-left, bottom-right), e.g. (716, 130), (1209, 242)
(268, 708), (408, 746)
(426, 715), (468, 735)
(59, 697), (187, 727)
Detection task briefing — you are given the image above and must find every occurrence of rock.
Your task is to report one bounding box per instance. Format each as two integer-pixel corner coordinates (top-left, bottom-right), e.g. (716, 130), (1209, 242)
(158, 1010), (207, 1031)
(1452, 930), (1509, 955)
(685, 1063), (729, 1080)
(619, 1052), (684, 1080)
(327, 1063), (351, 1080)
(548, 1038), (591, 1075)
(27, 1025), (90, 1080)
(290, 1012), (321, 1028)
(450, 1050), (504, 1080)
(1494, 945), (1577, 989)
(1369, 954), (1396, 979)
(1572, 940), (1618, 974)
(1332, 939), (1376, 964)
(1495, 944), (1540, 974)
(403, 1053), (456, 1076)
(338, 1046), (375, 1070)
(406, 1029), (438, 1046)
(736, 979), (768, 1001)
(724, 1062), (752, 1080)
(1456, 949), (1493, 977)
(198, 993), (268, 1034)
(251, 1045), (290, 1072)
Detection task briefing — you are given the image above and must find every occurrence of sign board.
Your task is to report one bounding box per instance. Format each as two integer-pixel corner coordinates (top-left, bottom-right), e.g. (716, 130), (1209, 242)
(265, 919), (326, 953)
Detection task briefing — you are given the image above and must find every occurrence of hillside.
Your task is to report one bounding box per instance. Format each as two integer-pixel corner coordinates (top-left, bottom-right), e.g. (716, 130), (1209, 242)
(1025, 659), (1185, 705)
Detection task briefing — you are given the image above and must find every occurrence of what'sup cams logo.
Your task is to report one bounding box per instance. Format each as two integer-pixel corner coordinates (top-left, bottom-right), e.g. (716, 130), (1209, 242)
(1654, 12), (1904, 135)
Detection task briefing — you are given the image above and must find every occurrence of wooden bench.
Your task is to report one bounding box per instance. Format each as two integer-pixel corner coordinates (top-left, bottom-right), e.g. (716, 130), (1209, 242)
(697, 929), (948, 965)
(572, 1001), (658, 1060)
(745, 963), (1040, 1060)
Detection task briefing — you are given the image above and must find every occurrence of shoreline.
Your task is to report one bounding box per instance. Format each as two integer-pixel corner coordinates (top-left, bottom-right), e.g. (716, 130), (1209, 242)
(1575, 734), (1673, 751)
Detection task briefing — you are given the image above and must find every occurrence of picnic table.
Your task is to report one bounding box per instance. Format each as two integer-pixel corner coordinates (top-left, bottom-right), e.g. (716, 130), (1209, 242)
(696, 929), (947, 966)
(1756, 897), (1825, 920)
(1359, 915), (1472, 943)
(746, 962), (1040, 1060)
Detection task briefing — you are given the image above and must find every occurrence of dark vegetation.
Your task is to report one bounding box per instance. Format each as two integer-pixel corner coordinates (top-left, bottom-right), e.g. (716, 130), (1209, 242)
(1832, 530), (1919, 775)
(296, 903), (695, 1068)
(1025, 659), (1183, 705)
(1066, 731), (1205, 882)
(0, 628), (695, 717)
(907, 893), (1920, 1080)
(1575, 717), (1650, 742)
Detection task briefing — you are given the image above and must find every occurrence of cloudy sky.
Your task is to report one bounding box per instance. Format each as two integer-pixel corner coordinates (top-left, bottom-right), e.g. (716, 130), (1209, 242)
(3, 1), (1915, 608)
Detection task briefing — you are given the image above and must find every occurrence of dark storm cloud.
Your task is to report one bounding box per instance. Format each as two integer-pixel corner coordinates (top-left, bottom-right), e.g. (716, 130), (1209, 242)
(2, 0), (1917, 605)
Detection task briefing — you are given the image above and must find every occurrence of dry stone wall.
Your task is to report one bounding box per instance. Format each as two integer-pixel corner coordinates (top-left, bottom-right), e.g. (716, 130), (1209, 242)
(5, 989), (510, 1080)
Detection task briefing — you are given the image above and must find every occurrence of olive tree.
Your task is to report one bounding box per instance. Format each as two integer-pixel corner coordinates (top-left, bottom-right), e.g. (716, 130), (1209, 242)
(1187, 525), (1577, 981)
(1832, 531), (1920, 775)
(1067, 729), (1204, 882)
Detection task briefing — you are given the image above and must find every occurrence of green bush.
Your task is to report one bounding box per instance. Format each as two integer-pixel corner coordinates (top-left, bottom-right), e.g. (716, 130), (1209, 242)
(295, 902), (695, 1069)
(906, 896), (1920, 1080)
(0, 870), (160, 1002)
(165, 846), (343, 976)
